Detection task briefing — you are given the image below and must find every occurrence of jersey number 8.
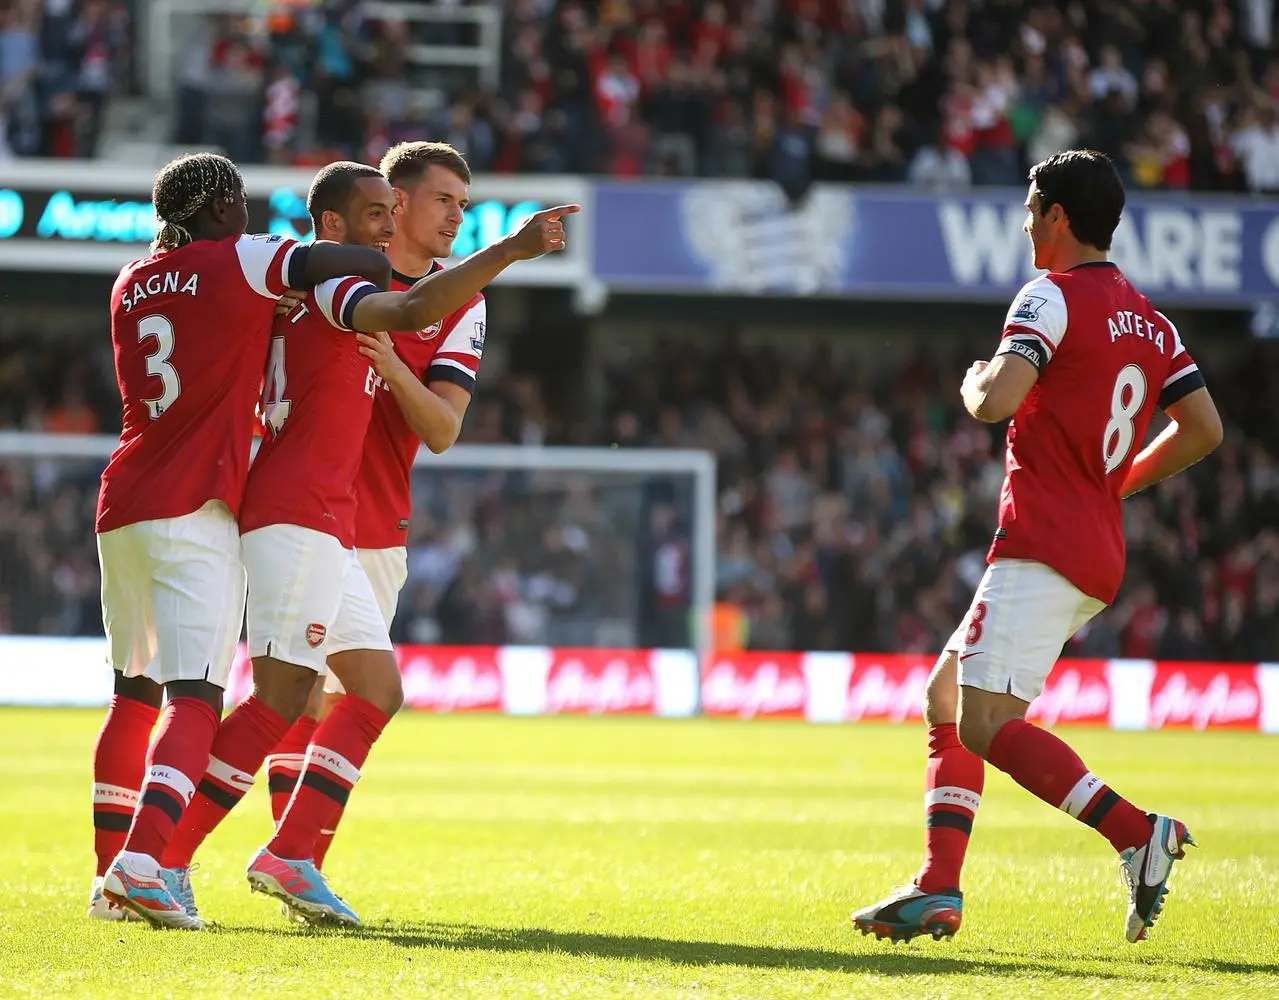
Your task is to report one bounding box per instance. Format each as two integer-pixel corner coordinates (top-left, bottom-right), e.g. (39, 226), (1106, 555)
(1102, 364), (1147, 474)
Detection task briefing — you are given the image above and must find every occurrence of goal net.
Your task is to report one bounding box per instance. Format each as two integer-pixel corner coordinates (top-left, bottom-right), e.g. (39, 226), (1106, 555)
(0, 433), (716, 658)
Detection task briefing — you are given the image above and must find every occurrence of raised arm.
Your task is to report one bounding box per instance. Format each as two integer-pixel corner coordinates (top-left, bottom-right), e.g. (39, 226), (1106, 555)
(303, 240), (392, 290)
(348, 205), (579, 333)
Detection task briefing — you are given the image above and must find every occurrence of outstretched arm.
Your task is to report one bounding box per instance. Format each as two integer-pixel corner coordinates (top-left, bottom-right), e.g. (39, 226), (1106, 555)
(348, 205), (580, 333)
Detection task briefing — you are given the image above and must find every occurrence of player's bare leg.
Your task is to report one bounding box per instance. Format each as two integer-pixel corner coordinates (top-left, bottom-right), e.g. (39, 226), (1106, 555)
(923, 656), (958, 724)
(320, 689), (344, 719)
(851, 652), (978, 942)
(249, 656), (326, 722)
(958, 685), (1194, 942)
(323, 649), (402, 722)
(89, 672), (161, 921)
(247, 648), (400, 926)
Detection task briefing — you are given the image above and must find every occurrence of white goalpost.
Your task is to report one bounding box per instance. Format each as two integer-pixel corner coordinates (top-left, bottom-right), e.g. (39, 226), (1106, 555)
(0, 432), (717, 661)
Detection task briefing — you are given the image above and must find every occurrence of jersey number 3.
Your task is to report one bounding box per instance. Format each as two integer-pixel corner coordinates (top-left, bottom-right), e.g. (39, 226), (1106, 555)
(1103, 364), (1147, 474)
(138, 315), (180, 419)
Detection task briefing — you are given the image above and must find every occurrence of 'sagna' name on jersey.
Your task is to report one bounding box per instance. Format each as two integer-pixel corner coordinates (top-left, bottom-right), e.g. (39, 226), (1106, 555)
(121, 271), (200, 312)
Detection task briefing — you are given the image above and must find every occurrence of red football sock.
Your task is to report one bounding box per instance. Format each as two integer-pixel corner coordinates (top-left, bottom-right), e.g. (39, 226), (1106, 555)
(312, 807), (344, 871)
(915, 723), (984, 894)
(92, 694), (160, 875)
(162, 696), (290, 868)
(986, 718), (1154, 853)
(268, 695), (389, 861)
(267, 715), (317, 825)
(122, 697), (219, 861)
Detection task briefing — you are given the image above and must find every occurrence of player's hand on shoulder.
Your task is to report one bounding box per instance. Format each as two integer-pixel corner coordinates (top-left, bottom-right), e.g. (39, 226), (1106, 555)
(356, 330), (409, 383)
(275, 288), (306, 316)
(505, 205), (581, 260)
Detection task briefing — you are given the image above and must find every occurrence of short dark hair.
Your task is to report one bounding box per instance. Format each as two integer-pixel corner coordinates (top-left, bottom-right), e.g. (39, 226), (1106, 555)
(307, 160), (384, 230)
(1028, 149), (1125, 251)
(379, 141), (472, 188)
(151, 153), (243, 251)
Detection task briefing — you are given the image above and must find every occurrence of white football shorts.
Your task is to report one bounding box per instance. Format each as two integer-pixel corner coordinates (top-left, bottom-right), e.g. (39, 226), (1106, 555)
(324, 546), (407, 696)
(242, 524), (391, 674)
(97, 499), (246, 688)
(946, 558), (1106, 702)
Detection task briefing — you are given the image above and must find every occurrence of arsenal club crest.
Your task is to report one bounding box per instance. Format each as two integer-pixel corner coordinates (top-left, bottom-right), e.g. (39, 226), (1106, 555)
(415, 321), (442, 341)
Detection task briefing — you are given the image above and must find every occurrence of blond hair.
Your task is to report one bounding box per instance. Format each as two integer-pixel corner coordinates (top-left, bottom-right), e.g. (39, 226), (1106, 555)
(379, 141), (472, 188)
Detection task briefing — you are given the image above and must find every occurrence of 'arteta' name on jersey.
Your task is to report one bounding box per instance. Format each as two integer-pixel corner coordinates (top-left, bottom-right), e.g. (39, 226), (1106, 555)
(1107, 309), (1167, 352)
(121, 270), (199, 312)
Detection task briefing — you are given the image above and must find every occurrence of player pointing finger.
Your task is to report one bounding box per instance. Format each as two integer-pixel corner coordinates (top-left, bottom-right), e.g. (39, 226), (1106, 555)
(506, 204), (582, 259)
(533, 204), (582, 224)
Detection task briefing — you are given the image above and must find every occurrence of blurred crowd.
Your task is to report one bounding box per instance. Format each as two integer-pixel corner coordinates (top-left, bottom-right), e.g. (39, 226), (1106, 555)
(4, 0), (1278, 192)
(595, 336), (1279, 661)
(0, 340), (690, 649)
(0, 0), (132, 159)
(2, 329), (1278, 662)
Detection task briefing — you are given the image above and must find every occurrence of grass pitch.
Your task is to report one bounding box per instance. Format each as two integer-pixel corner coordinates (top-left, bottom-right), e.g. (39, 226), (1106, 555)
(1, 709), (1277, 999)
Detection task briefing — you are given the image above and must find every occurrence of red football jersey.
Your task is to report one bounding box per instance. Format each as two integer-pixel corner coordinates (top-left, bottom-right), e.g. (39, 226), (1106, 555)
(351, 266), (486, 549)
(238, 275), (381, 547)
(97, 234), (305, 533)
(989, 262), (1205, 603)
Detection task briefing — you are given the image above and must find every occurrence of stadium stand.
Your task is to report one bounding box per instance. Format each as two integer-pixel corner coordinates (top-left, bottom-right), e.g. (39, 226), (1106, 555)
(0, 0), (131, 160)
(3, 331), (1277, 661)
(4, 0), (1278, 192)
(1, 0), (1274, 657)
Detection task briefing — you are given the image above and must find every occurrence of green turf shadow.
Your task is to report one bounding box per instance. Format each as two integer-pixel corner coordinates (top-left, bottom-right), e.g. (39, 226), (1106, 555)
(1172, 958), (1279, 975)
(211, 919), (1132, 978)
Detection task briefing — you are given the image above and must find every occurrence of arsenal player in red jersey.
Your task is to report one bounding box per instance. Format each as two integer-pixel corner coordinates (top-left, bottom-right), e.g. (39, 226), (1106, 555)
(91, 153), (391, 928)
(852, 150), (1223, 945)
(156, 158), (577, 925)
(261, 143), (492, 885)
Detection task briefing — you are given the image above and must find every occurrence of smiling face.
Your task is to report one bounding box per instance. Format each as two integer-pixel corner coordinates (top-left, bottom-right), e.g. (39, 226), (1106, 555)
(320, 176), (396, 250)
(345, 176), (397, 251)
(394, 163), (469, 261)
